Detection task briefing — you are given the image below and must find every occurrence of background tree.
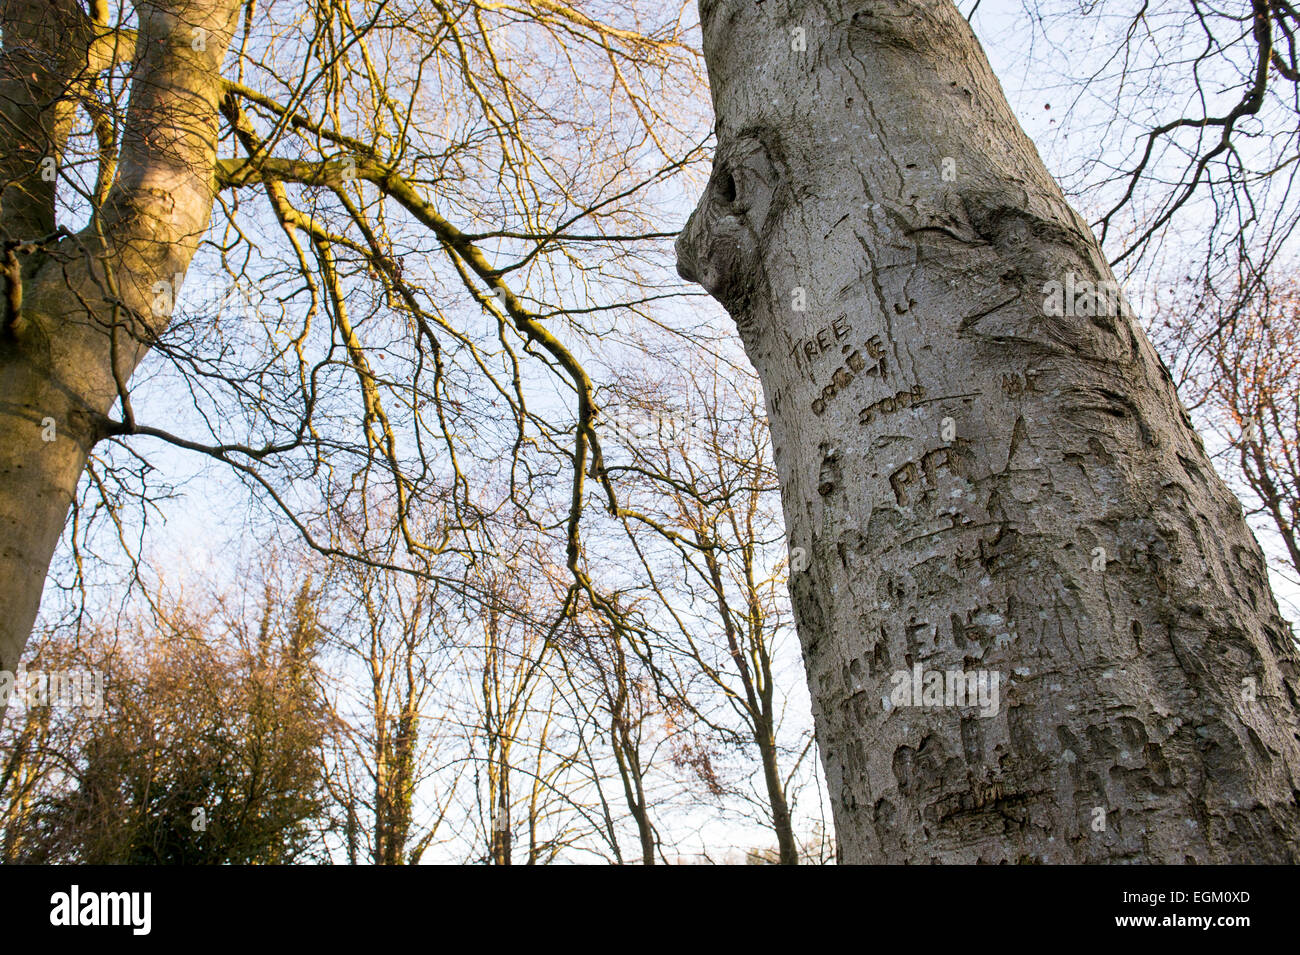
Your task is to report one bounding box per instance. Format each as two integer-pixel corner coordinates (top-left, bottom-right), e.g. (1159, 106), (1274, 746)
(1, 0), (245, 698)
(1151, 275), (1300, 591)
(2, 580), (331, 863)
(319, 527), (460, 865)
(603, 359), (815, 864)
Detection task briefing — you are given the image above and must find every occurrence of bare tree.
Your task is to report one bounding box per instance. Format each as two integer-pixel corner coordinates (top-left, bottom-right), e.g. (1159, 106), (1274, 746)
(320, 537), (460, 865)
(605, 359), (813, 863)
(1153, 276), (1300, 587)
(1, 0), (245, 697)
(1, 0), (709, 732)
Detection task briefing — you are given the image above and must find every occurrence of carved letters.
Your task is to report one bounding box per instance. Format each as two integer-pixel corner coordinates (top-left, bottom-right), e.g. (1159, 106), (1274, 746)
(789, 315), (853, 371)
(811, 334), (886, 415)
(859, 385), (926, 426)
(889, 446), (955, 506)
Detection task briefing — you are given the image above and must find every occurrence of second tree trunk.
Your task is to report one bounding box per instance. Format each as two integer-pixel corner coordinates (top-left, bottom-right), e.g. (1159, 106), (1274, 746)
(678, 0), (1300, 863)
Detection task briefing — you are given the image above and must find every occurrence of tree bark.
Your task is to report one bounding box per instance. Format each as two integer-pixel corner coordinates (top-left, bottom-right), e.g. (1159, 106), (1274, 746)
(678, 0), (1300, 863)
(754, 718), (799, 864)
(0, 0), (242, 691)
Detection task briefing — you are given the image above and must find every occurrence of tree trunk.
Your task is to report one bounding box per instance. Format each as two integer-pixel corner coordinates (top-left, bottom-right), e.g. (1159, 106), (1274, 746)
(754, 719), (799, 864)
(0, 359), (95, 679)
(0, 0), (242, 698)
(678, 0), (1300, 863)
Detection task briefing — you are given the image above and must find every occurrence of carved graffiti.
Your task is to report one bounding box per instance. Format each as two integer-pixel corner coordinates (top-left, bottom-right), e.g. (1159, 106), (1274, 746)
(1000, 369), (1041, 398)
(859, 384), (926, 426)
(811, 335), (887, 415)
(889, 446), (955, 506)
(789, 315), (854, 373)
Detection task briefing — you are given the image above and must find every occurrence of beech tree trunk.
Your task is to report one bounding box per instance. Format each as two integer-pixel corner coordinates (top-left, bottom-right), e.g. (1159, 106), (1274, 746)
(678, 0), (1300, 863)
(0, 0), (241, 697)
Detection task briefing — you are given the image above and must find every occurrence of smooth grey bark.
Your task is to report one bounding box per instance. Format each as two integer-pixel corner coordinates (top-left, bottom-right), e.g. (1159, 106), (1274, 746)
(0, 0), (242, 703)
(678, 0), (1300, 862)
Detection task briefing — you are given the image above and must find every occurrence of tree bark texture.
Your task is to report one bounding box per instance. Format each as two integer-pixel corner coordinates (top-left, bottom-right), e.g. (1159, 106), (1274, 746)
(677, 0), (1300, 863)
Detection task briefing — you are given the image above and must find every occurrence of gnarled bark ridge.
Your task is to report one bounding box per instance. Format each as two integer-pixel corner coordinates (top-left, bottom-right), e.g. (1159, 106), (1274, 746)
(678, 0), (1300, 862)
